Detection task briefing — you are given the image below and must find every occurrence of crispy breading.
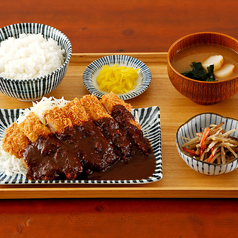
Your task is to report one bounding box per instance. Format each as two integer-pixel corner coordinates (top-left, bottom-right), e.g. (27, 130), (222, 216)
(101, 93), (149, 154)
(128, 118), (140, 129)
(2, 122), (30, 159)
(100, 92), (140, 129)
(81, 94), (133, 160)
(63, 98), (90, 125)
(19, 112), (51, 143)
(100, 92), (131, 114)
(80, 94), (111, 120)
(44, 106), (73, 135)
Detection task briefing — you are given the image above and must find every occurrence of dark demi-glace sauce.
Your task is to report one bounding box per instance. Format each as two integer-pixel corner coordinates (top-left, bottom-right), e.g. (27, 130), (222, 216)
(23, 105), (156, 181)
(172, 44), (238, 80)
(85, 143), (155, 180)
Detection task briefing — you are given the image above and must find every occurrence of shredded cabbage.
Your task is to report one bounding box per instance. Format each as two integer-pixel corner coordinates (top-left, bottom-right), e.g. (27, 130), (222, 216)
(0, 141), (27, 176)
(17, 96), (69, 124)
(0, 97), (69, 176)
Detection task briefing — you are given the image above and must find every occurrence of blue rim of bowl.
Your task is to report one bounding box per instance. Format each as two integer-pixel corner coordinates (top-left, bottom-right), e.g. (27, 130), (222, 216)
(176, 112), (238, 166)
(83, 55), (152, 100)
(0, 23), (72, 83)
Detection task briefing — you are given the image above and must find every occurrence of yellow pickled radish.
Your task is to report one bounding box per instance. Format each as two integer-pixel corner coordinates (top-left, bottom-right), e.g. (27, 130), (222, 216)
(96, 64), (139, 94)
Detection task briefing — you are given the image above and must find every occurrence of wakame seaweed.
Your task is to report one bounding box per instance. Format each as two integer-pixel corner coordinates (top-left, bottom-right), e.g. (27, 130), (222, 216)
(182, 61), (216, 82)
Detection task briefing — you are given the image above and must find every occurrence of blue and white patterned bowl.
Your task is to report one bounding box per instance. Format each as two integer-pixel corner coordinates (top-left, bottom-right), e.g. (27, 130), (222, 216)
(83, 55), (151, 100)
(176, 113), (238, 175)
(0, 23), (72, 101)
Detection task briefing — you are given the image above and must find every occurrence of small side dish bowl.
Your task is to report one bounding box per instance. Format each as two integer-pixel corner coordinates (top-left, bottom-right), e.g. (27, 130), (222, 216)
(83, 55), (151, 100)
(176, 113), (238, 175)
(167, 32), (238, 105)
(0, 23), (72, 101)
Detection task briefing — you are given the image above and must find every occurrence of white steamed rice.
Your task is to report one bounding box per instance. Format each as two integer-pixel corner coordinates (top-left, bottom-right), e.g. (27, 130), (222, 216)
(0, 33), (65, 80)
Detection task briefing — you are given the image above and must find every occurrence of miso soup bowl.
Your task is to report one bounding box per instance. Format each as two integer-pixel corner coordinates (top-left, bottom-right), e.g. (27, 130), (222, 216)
(167, 32), (238, 105)
(176, 113), (238, 175)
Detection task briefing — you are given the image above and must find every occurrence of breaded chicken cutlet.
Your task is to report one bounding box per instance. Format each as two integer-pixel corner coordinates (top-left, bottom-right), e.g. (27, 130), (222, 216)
(2, 122), (30, 159)
(63, 97), (120, 172)
(63, 98), (90, 126)
(19, 112), (51, 143)
(101, 92), (140, 129)
(22, 97), (119, 179)
(2, 112), (52, 162)
(100, 92), (132, 114)
(43, 98), (90, 134)
(101, 92), (149, 155)
(80, 94), (133, 160)
(80, 95), (111, 120)
(44, 106), (73, 135)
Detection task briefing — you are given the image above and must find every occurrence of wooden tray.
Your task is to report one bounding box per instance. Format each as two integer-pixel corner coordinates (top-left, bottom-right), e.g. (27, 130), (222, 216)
(1, 52), (238, 199)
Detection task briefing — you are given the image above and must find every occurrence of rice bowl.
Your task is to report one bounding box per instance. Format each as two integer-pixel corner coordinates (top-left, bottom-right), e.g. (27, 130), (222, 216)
(0, 23), (72, 101)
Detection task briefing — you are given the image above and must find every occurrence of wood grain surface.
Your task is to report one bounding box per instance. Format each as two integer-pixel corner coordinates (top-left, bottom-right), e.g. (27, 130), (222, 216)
(1, 0), (238, 237)
(2, 53), (238, 200)
(1, 0), (238, 54)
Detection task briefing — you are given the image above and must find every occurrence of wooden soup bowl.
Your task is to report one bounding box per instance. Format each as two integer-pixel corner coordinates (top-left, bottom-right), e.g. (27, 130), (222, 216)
(167, 32), (238, 105)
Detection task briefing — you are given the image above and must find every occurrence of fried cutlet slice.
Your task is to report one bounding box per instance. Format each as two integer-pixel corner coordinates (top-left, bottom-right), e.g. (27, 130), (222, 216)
(22, 134), (84, 180)
(101, 92), (140, 129)
(63, 98), (90, 126)
(40, 98), (119, 175)
(80, 94), (133, 160)
(2, 122), (30, 159)
(80, 94), (111, 120)
(44, 106), (73, 135)
(100, 92), (132, 113)
(75, 120), (120, 173)
(18, 112), (52, 143)
(101, 93), (149, 155)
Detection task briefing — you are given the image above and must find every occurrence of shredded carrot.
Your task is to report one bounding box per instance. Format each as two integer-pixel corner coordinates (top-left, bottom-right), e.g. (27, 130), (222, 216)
(200, 127), (210, 151)
(182, 147), (197, 156)
(207, 148), (214, 163)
